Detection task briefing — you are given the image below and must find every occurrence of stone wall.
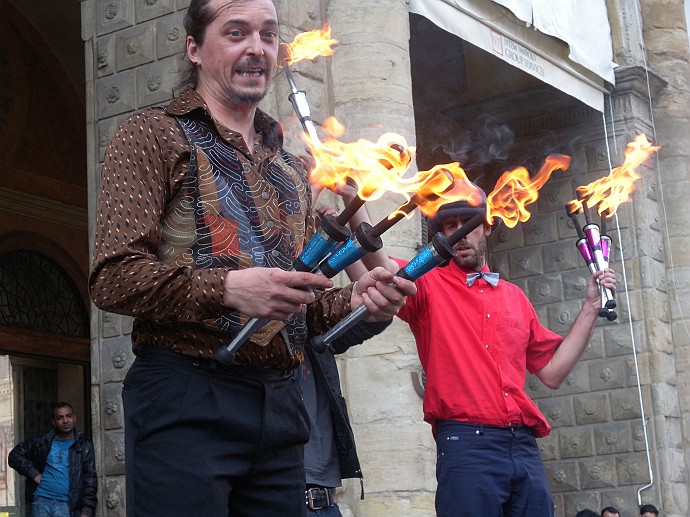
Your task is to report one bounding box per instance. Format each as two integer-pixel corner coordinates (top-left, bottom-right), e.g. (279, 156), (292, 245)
(81, 1), (690, 516)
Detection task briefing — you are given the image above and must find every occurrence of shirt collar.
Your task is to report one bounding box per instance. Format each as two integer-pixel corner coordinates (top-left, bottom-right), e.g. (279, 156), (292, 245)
(166, 87), (284, 156)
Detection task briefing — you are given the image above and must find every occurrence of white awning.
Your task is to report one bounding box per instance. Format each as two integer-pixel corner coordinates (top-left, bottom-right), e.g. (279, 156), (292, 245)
(408, 0), (615, 112)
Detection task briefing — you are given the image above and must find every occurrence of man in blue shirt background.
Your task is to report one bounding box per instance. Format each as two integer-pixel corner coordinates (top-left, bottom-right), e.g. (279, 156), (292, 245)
(8, 402), (97, 517)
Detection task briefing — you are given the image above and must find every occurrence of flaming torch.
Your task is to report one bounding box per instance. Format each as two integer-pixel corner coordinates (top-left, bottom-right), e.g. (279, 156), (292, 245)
(282, 25), (338, 144)
(216, 124), (413, 364)
(566, 134), (661, 320)
(318, 165), (455, 278)
(311, 155), (571, 351)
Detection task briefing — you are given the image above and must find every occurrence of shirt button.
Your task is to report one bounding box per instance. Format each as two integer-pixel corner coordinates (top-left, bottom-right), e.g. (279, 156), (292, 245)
(271, 250), (280, 257)
(486, 314), (491, 318)
(266, 221), (275, 228)
(485, 344), (489, 349)
(261, 191), (270, 199)
(504, 392), (509, 397)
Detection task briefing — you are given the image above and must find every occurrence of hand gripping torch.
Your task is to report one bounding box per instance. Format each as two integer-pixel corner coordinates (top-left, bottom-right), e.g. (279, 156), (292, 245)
(310, 211), (486, 352)
(215, 212), (351, 365)
(567, 208), (617, 321)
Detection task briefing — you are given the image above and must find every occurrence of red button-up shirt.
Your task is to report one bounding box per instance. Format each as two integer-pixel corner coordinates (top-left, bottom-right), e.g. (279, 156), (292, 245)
(396, 258), (562, 438)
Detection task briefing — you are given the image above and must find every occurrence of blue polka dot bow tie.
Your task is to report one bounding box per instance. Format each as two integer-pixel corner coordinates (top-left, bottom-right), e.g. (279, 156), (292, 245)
(466, 272), (500, 287)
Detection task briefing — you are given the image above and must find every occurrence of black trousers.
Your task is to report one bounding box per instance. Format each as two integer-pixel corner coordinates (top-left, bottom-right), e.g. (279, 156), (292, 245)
(122, 347), (309, 517)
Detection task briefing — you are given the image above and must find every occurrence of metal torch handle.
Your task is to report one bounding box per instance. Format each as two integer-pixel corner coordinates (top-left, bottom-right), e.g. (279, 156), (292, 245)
(311, 304), (370, 353)
(592, 248), (616, 310)
(216, 317), (270, 365)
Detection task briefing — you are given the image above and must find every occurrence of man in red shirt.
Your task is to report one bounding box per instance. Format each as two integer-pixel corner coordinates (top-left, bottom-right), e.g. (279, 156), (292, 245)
(396, 189), (617, 516)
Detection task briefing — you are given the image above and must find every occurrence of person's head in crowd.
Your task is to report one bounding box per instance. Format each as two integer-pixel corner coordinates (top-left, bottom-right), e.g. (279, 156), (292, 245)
(639, 504), (659, 517)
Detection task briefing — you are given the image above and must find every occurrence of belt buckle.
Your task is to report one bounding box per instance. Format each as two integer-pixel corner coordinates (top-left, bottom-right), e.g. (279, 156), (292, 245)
(306, 487), (331, 510)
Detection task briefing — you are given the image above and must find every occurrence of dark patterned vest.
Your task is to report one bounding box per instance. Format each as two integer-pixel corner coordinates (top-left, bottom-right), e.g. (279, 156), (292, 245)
(168, 114), (310, 354)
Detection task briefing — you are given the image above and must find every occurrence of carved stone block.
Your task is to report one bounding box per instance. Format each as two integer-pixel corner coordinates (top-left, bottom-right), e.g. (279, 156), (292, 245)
(103, 430), (126, 476)
(102, 382), (124, 430)
(122, 314), (134, 336)
(116, 24), (155, 72)
(97, 0), (133, 36)
(508, 245), (543, 278)
(553, 362), (590, 396)
(97, 71), (136, 119)
(615, 452), (651, 485)
(490, 222), (525, 252)
(537, 432), (558, 461)
(559, 425), (594, 458)
(539, 179), (573, 214)
(594, 422), (632, 455)
(489, 251), (510, 280)
(573, 393), (609, 424)
(136, 56), (178, 107)
(101, 335), (134, 384)
(581, 328), (604, 360)
(610, 386), (648, 420)
(98, 115), (126, 161)
(585, 142), (610, 170)
(579, 457), (616, 489)
(546, 299), (582, 334)
(522, 213), (558, 246)
(526, 273), (563, 305)
(542, 241), (579, 273)
(561, 491), (600, 517)
(632, 419), (654, 452)
(105, 476), (126, 517)
(561, 269), (589, 301)
(97, 34), (116, 78)
(544, 460), (579, 492)
(525, 372), (550, 399)
(588, 357), (628, 392)
(101, 311), (121, 338)
(155, 11), (186, 59)
(602, 322), (639, 357)
(135, 0), (174, 22)
(539, 397), (575, 428)
(597, 488), (631, 517)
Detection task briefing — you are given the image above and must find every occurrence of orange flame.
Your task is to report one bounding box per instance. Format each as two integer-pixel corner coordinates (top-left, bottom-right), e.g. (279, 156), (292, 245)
(306, 117), (415, 201)
(387, 167), (456, 221)
(567, 134), (660, 217)
(284, 25), (338, 66)
(417, 155), (571, 226)
(417, 164), (480, 217)
(488, 155), (572, 228)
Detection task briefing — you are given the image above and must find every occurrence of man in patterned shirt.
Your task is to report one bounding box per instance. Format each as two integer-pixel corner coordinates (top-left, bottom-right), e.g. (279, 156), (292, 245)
(88, 0), (415, 515)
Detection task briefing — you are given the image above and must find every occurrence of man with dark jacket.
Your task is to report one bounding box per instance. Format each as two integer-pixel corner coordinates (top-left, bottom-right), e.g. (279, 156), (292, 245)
(8, 402), (97, 517)
(302, 319), (390, 515)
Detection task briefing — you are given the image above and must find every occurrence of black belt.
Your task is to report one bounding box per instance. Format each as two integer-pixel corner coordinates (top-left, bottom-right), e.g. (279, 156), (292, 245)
(305, 486), (336, 510)
(135, 346), (294, 380)
(436, 420), (533, 435)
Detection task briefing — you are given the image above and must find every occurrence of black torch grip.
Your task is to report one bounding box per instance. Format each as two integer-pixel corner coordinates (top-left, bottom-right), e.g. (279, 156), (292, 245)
(311, 304), (369, 353)
(216, 317), (270, 364)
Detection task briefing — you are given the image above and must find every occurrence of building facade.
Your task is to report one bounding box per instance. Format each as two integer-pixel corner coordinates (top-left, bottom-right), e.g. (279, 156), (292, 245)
(1, 1), (689, 516)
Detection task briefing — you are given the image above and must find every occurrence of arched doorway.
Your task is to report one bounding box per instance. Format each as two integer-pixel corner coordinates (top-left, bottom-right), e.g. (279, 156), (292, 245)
(0, 250), (90, 517)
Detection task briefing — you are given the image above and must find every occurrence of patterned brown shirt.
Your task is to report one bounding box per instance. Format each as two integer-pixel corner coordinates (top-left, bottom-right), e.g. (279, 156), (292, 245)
(89, 87), (353, 370)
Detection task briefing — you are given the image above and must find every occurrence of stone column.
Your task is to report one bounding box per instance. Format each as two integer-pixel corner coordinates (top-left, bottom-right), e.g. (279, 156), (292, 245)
(640, 2), (690, 516)
(607, 0), (690, 515)
(326, 1), (435, 515)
